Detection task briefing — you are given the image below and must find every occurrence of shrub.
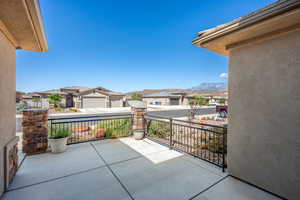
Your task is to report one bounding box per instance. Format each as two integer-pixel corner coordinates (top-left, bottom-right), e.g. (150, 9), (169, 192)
(93, 119), (131, 137)
(147, 120), (170, 138)
(69, 108), (78, 112)
(55, 107), (65, 111)
(16, 102), (28, 114)
(131, 93), (142, 101)
(218, 98), (226, 104)
(49, 126), (71, 139)
(190, 96), (209, 106)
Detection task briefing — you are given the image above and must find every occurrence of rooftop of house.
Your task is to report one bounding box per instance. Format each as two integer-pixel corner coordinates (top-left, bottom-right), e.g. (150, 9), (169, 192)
(22, 93), (42, 99)
(61, 86), (92, 92)
(143, 91), (186, 98)
(78, 87), (125, 97)
(38, 89), (67, 95)
(192, 0), (300, 55)
(31, 86), (123, 96)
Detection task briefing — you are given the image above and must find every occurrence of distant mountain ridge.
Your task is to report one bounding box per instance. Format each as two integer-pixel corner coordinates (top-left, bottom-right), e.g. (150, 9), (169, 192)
(126, 83), (228, 95)
(191, 82), (227, 91)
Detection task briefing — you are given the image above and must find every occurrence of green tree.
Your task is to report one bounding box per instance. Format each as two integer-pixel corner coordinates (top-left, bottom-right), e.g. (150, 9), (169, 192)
(193, 96), (208, 106)
(48, 94), (62, 108)
(218, 98), (226, 104)
(131, 93), (143, 101)
(188, 96), (208, 120)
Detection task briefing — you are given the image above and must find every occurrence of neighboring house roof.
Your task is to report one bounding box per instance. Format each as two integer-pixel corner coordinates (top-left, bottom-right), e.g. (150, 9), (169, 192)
(61, 86), (91, 93)
(30, 86), (122, 97)
(0, 0), (48, 52)
(192, 0), (300, 55)
(82, 92), (107, 98)
(23, 93), (41, 99)
(143, 92), (185, 98)
(78, 87), (125, 97)
(38, 89), (67, 95)
(37, 86), (91, 96)
(16, 91), (25, 95)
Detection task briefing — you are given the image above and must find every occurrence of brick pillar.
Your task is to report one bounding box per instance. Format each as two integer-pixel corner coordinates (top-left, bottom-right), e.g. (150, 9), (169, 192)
(22, 109), (48, 154)
(131, 105), (146, 132)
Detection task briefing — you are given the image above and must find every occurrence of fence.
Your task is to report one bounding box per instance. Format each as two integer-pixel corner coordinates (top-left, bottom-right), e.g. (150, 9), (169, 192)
(48, 114), (132, 145)
(145, 115), (227, 171)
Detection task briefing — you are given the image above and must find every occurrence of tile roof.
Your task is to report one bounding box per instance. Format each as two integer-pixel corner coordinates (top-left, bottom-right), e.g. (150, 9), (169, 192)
(143, 91), (185, 98)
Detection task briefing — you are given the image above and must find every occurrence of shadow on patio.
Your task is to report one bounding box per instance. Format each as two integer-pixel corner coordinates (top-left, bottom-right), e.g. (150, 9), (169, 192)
(2, 137), (281, 200)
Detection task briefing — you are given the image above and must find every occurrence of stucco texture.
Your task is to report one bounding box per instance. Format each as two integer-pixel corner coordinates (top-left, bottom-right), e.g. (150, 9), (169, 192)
(0, 31), (16, 196)
(228, 29), (300, 200)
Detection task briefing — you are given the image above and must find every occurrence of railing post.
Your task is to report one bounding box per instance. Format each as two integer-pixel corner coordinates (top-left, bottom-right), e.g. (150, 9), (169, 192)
(143, 118), (147, 135)
(222, 125), (227, 172)
(50, 119), (53, 138)
(169, 118), (173, 149)
(131, 113), (134, 135)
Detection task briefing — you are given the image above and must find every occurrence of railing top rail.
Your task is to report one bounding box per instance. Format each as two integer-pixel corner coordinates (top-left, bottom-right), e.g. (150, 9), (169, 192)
(144, 116), (170, 123)
(48, 113), (132, 121)
(145, 114), (227, 129)
(50, 116), (132, 124)
(173, 118), (226, 129)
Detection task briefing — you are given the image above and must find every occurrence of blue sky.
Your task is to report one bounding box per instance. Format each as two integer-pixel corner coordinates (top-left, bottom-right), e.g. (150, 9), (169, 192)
(16, 0), (275, 93)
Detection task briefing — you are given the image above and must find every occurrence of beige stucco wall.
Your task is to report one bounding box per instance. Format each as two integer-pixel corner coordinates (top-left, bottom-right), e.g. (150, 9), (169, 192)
(0, 31), (16, 196)
(228, 29), (300, 200)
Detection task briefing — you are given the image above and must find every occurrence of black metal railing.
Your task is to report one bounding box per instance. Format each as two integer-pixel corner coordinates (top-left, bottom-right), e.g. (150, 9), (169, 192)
(48, 114), (132, 145)
(145, 115), (227, 171)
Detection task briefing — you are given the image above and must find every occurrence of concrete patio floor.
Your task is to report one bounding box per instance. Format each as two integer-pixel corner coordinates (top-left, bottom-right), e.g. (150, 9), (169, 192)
(2, 137), (281, 200)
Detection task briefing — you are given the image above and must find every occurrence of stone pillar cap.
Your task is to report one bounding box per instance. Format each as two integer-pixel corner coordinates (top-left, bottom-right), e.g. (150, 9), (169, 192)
(128, 100), (146, 109)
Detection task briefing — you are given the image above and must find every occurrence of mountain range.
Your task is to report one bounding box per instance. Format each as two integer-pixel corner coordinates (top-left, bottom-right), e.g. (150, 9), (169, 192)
(126, 82), (228, 96)
(191, 82), (227, 91)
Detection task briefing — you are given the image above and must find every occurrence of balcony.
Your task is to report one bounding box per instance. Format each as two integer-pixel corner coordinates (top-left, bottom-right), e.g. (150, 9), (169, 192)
(3, 136), (280, 200)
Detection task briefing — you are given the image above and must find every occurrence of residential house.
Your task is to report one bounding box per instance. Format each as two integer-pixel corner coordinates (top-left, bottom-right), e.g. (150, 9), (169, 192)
(142, 91), (186, 106)
(21, 86), (90, 108)
(37, 86), (91, 108)
(193, 0), (300, 199)
(22, 93), (45, 108)
(76, 87), (125, 108)
(21, 86), (125, 109)
(0, 0), (48, 196)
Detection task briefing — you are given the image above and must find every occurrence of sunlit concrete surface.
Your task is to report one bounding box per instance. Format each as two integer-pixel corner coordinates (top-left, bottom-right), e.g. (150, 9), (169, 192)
(2, 137), (281, 200)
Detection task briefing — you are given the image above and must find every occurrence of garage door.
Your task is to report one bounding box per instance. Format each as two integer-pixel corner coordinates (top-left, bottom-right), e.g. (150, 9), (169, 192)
(82, 97), (106, 108)
(169, 98), (179, 105)
(111, 99), (122, 107)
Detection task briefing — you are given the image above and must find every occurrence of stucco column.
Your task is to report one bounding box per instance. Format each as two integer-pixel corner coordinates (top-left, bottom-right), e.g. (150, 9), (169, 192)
(22, 109), (48, 154)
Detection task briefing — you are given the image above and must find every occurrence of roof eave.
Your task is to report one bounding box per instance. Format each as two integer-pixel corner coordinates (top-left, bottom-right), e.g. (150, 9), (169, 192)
(193, 0), (300, 56)
(24, 0), (48, 52)
(0, 0), (48, 52)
